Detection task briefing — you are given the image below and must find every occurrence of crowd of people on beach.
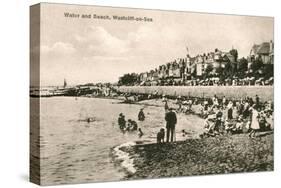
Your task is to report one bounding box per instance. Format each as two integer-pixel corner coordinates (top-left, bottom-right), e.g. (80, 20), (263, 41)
(160, 92), (274, 139)
(166, 93), (274, 139)
(117, 92), (273, 144)
(192, 94), (273, 138)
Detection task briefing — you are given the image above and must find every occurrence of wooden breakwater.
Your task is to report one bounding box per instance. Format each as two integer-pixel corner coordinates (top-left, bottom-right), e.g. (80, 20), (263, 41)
(115, 86), (273, 101)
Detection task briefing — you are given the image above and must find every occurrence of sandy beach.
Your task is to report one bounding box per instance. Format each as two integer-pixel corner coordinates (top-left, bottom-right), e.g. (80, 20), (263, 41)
(119, 133), (273, 179)
(31, 96), (273, 185)
(112, 99), (274, 179)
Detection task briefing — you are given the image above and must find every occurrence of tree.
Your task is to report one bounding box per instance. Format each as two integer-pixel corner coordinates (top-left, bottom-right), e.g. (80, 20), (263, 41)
(118, 73), (139, 86)
(229, 49), (238, 62)
(205, 64), (214, 77)
(224, 61), (232, 77)
(237, 57), (248, 77)
(263, 64), (274, 79)
(216, 66), (223, 75)
(251, 58), (264, 73)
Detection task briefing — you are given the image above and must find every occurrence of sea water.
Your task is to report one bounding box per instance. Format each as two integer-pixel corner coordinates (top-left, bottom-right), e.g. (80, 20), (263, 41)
(31, 97), (204, 185)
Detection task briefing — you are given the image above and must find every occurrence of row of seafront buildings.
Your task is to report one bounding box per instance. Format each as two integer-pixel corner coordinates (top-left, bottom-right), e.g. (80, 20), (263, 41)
(135, 41), (274, 86)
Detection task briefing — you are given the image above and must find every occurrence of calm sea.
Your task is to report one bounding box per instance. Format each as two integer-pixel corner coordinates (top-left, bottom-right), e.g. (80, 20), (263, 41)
(31, 97), (203, 185)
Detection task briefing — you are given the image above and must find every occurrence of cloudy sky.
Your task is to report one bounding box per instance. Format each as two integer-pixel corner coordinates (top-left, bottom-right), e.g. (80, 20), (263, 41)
(35, 3), (273, 86)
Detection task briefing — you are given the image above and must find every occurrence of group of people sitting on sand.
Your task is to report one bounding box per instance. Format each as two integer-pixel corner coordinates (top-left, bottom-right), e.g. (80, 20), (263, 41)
(117, 109), (145, 137)
(199, 94), (274, 138)
(118, 92), (273, 144)
(161, 93), (273, 140)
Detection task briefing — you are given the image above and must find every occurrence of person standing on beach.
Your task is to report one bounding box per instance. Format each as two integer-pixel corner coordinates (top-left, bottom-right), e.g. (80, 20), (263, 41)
(164, 100), (169, 112)
(222, 96), (227, 108)
(249, 105), (260, 138)
(165, 108), (177, 142)
(255, 95), (260, 108)
(138, 108), (145, 121)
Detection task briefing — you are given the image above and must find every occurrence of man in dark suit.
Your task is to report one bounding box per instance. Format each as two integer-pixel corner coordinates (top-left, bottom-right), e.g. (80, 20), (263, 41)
(165, 108), (177, 142)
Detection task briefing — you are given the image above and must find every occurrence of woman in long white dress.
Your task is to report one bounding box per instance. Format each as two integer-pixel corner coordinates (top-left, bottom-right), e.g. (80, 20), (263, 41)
(249, 106), (260, 138)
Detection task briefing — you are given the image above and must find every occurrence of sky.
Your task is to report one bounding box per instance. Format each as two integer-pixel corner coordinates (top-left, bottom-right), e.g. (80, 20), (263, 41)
(32, 3), (274, 86)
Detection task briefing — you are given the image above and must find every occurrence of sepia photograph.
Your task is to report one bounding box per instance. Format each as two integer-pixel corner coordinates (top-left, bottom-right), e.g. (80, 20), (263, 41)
(30, 3), (274, 186)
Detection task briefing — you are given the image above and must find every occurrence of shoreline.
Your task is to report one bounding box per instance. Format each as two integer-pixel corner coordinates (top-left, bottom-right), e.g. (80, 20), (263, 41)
(109, 98), (273, 179)
(116, 133), (273, 180)
(34, 96), (274, 180)
(110, 98), (203, 178)
(109, 98), (200, 178)
(112, 142), (137, 174)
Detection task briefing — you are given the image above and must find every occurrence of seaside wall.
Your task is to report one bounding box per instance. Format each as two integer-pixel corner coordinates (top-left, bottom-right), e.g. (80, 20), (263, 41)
(115, 86), (273, 101)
